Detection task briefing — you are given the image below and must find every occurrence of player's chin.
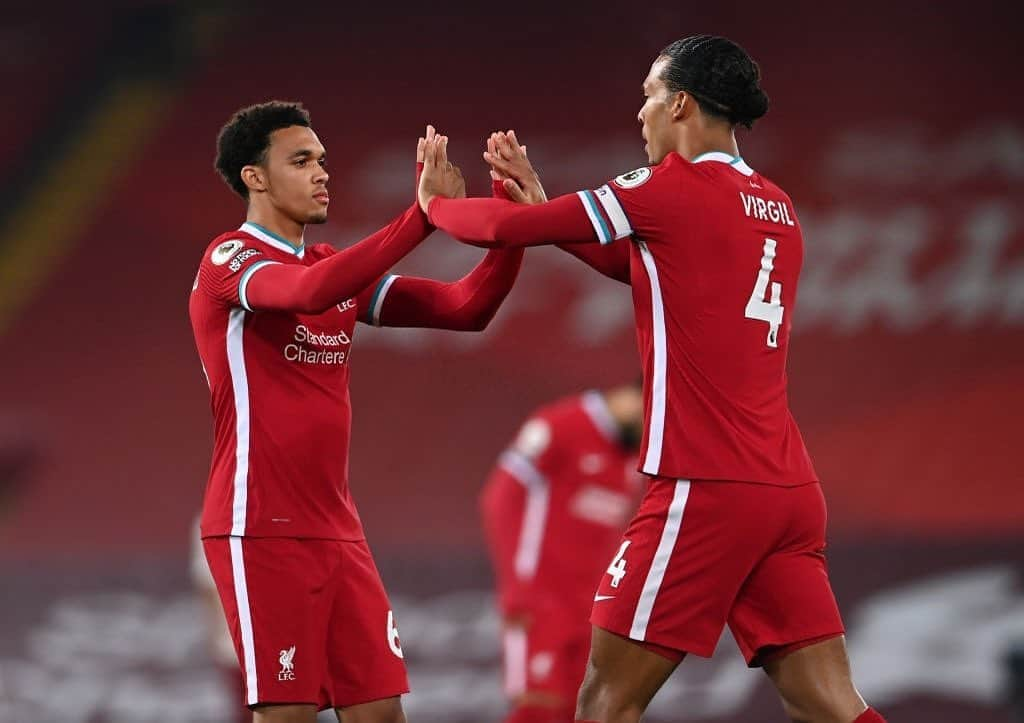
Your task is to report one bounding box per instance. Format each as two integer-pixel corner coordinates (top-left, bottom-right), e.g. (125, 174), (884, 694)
(306, 209), (329, 225)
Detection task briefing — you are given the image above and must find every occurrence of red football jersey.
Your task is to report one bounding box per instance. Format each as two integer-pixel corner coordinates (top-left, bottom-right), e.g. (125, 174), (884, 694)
(190, 223), (379, 540)
(481, 391), (642, 624)
(575, 152), (817, 485)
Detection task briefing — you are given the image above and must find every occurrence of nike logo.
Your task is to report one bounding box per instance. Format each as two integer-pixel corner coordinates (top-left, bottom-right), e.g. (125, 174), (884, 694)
(594, 594), (615, 602)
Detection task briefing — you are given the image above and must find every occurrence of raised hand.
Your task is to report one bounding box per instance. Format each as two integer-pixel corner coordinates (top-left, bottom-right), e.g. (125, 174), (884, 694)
(484, 130), (548, 204)
(415, 124), (438, 195)
(418, 132), (466, 213)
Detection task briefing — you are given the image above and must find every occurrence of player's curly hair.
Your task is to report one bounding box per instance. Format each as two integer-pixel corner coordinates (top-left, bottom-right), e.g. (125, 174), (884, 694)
(659, 36), (769, 129)
(215, 101), (311, 199)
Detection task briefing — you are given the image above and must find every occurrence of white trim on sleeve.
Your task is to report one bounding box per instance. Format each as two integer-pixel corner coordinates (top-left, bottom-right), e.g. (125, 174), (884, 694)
(575, 190), (614, 244)
(237, 260), (279, 312)
(594, 185), (633, 239)
(371, 275), (401, 326)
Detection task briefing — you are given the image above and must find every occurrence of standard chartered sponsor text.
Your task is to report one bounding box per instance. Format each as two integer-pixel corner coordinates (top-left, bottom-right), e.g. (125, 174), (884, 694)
(285, 324), (351, 365)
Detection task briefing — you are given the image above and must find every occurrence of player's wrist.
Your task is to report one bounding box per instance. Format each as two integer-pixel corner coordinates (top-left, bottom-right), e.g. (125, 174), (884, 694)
(422, 193), (441, 220)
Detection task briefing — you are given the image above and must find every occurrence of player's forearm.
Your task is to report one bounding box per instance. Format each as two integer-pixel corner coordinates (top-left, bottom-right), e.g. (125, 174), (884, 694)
(381, 248), (524, 331)
(427, 194), (597, 248)
(556, 242), (631, 284)
(246, 204), (431, 313)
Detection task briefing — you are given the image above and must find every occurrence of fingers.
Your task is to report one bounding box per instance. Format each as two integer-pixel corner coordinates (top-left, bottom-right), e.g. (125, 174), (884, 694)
(417, 136), (425, 164)
(483, 150), (513, 172)
(423, 135), (436, 168)
(422, 133), (448, 168)
(503, 178), (529, 203)
(436, 135), (449, 167)
(496, 130), (525, 161)
(425, 124), (436, 142)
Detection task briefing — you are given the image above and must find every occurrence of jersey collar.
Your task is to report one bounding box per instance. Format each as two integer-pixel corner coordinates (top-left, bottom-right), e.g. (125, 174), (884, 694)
(691, 151), (755, 177)
(239, 222), (305, 259)
(581, 390), (620, 443)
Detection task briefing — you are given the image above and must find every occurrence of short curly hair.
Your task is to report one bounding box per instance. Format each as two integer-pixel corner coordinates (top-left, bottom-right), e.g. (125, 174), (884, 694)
(659, 36), (769, 129)
(215, 101), (311, 199)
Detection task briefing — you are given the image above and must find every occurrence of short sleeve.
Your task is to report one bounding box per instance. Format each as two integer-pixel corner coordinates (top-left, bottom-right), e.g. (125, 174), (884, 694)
(195, 237), (278, 311)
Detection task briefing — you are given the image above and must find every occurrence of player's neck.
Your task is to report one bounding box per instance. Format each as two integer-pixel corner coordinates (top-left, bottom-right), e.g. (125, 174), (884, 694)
(680, 128), (740, 162)
(245, 207), (305, 249)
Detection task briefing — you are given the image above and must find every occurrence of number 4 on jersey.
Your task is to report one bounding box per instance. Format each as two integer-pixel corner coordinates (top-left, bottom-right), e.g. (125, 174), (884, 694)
(607, 540), (631, 588)
(745, 238), (785, 348)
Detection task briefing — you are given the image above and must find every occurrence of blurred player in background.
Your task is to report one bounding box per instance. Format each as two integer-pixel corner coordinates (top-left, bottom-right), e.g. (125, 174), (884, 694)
(190, 102), (520, 723)
(419, 36), (886, 723)
(481, 382), (644, 723)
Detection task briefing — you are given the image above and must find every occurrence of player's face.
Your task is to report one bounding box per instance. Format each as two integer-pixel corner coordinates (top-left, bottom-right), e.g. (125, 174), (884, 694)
(262, 125), (330, 225)
(638, 58), (674, 164)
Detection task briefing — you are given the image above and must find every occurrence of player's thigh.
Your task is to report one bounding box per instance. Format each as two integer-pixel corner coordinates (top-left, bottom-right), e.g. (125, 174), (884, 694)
(727, 483), (845, 666)
(591, 478), (766, 659)
(763, 636), (866, 723)
(253, 703), (319, 723)
(503, 698), (575, 723)
(335, 696), (405, 723)
(577, 626), (679, 719)
(326, 540), (409, 708)
(203, 537), (334, 707)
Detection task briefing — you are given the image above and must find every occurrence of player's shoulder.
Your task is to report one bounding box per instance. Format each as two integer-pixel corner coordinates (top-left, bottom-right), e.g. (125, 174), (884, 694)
(535, 395), (587, 425)
(305, 242), (337, 261)
(752, 171), (792, 201)
(609, 152), (695, 196)
(200, 231), (267, 271)
(510, 396), (581, 460)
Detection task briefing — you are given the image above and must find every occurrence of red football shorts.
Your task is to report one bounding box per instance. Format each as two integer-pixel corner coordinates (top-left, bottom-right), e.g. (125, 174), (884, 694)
(203, 536), (409, 709)
(590, 478), (844, 666)
(502, 615), (590, 704)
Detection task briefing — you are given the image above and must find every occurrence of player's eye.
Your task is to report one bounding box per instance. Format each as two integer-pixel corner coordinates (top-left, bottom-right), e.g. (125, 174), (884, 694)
(295, 158), (307, 167)
(318, 158), (327, 168)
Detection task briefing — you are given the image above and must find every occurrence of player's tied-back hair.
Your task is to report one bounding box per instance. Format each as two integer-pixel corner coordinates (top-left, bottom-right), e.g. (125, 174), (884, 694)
(660, 35), (769, 129)
(215, 100), (312, 199)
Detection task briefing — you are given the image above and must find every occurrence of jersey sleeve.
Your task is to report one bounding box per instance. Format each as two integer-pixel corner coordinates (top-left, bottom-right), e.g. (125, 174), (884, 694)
(195, 237), (277, 309)
(242, 203), (432, 314)
(556, 238), (631, 283)
(356, 247), (523, 330)
(576, 161), (678, 245)
(427, 192), (600, 247)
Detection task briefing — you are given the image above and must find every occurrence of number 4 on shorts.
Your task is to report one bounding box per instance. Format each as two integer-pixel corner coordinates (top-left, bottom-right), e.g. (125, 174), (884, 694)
(607, 540), (631, 588)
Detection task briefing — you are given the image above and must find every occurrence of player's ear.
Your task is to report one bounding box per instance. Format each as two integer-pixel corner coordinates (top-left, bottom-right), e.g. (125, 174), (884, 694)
(241, 165), (267, 194)
(671, 91), (689, 121)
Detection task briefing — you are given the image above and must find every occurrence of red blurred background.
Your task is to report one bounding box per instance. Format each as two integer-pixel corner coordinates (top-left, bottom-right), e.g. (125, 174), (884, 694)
(0, 2), (1021, 721)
